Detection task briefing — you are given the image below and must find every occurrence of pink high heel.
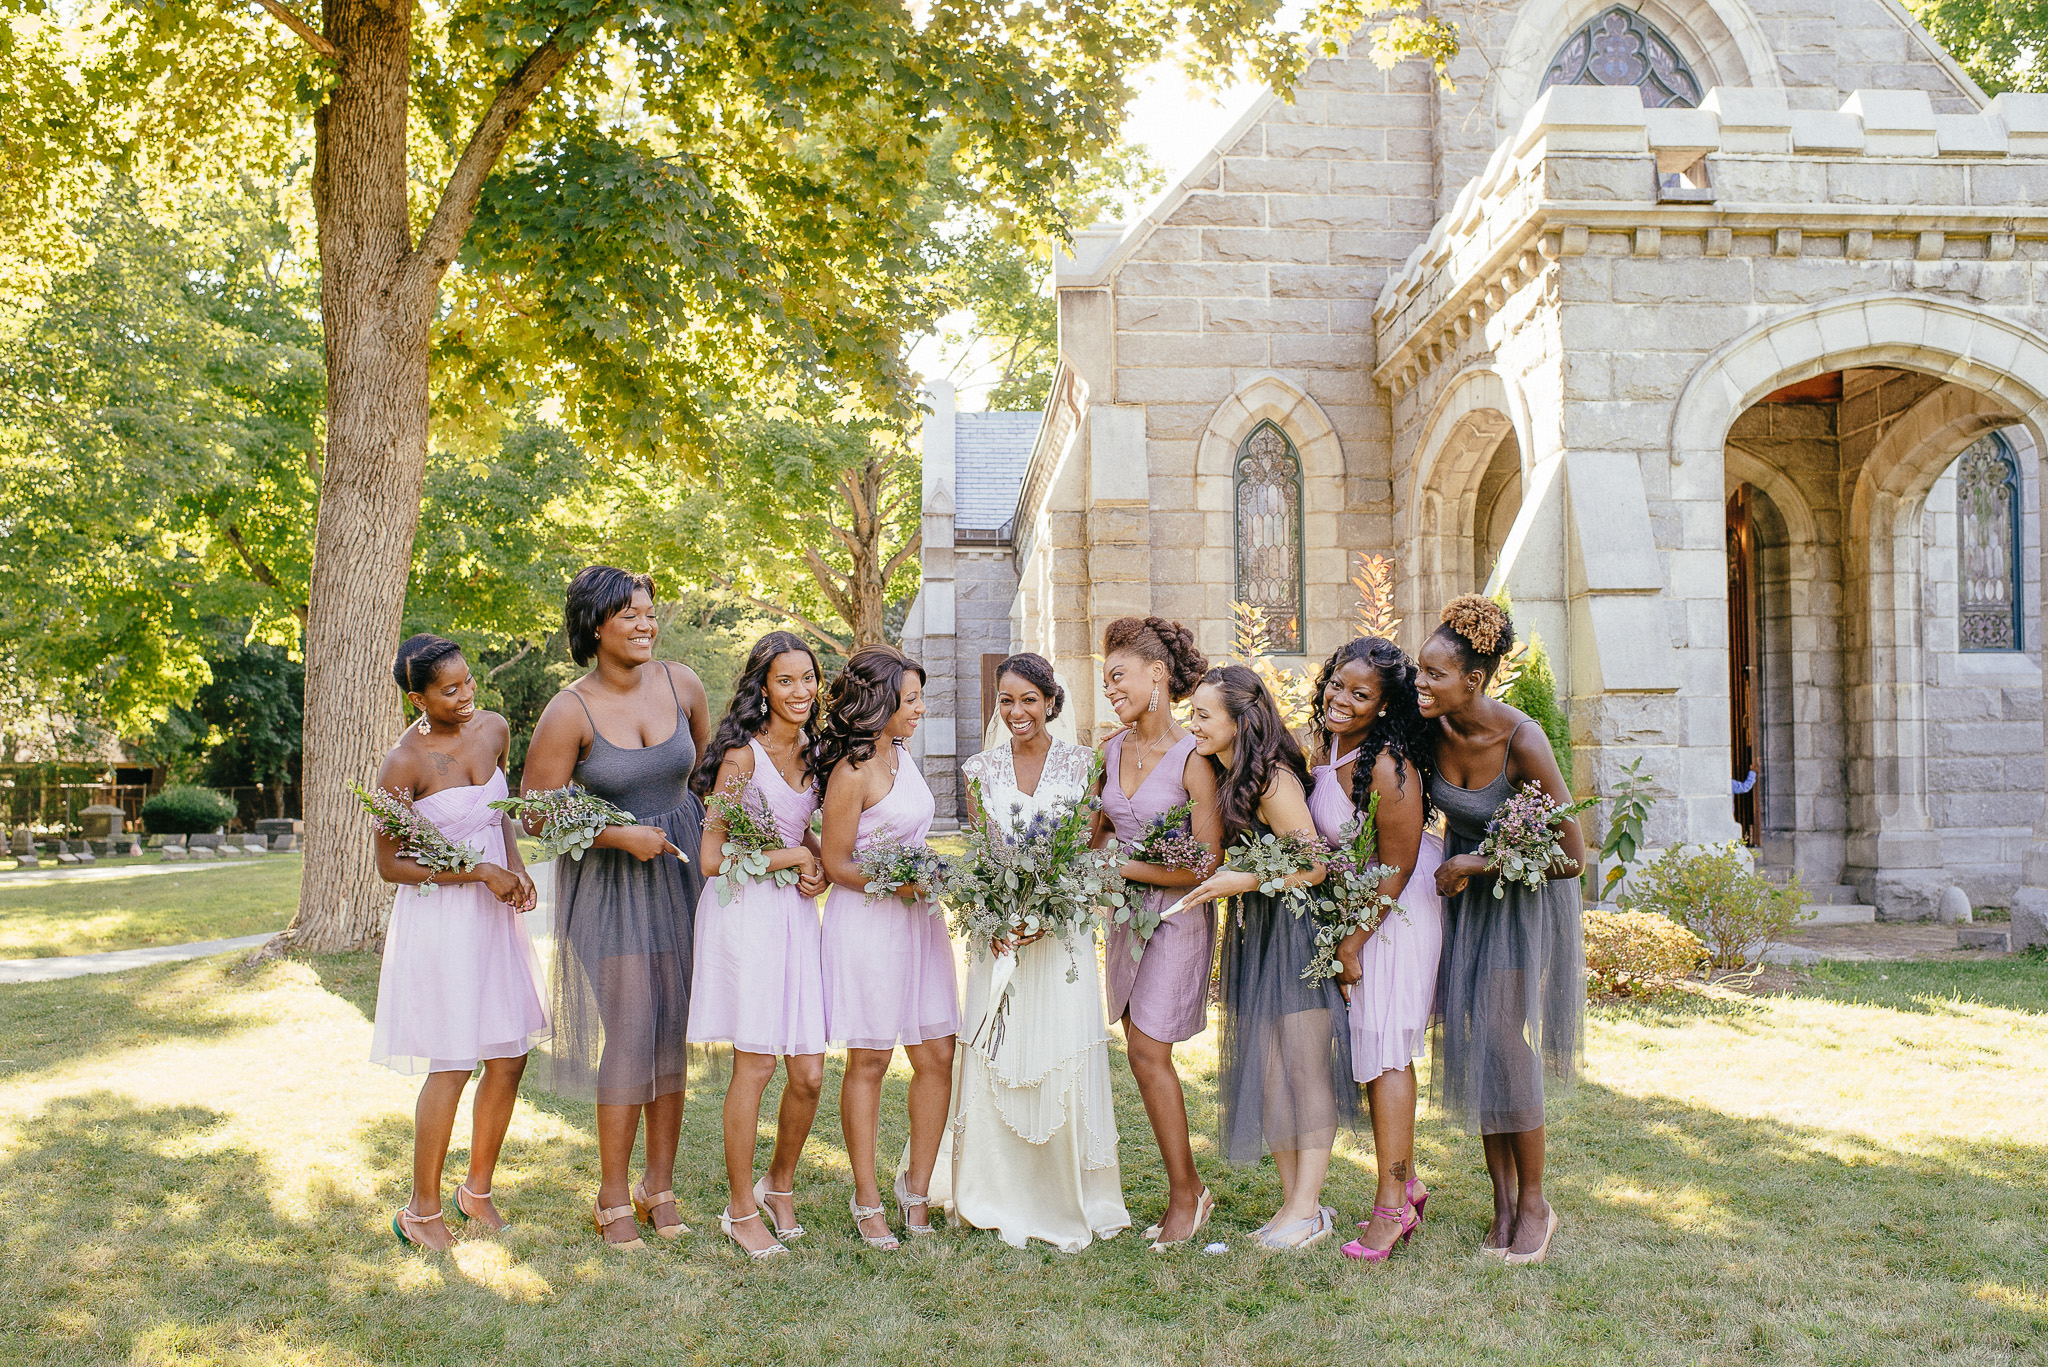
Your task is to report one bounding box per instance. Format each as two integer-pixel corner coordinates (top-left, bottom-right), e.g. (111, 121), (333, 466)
(1406, 1177), (1430, 1220)
(1341, 1202), (1419, 1262)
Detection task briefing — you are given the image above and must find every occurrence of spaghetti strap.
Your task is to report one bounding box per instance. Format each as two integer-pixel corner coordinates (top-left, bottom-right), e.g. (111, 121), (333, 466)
(660, 662), (685, 719)
(566, 688), (597, 726)
(1497, 718), (1529, 782)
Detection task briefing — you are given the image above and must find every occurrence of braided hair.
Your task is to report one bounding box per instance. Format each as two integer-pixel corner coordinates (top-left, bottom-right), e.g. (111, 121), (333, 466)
(1309, 636), (1437, 823)
(1101, 615), (1208, 702)
(393, 634), (464, 694)
(692, 631), (823, 798)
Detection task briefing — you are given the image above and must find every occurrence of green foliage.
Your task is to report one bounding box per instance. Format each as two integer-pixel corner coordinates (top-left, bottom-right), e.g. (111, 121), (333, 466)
(1500, 631), (1572, 786)
(1595, 757), (1659, 901)
(1583, 906), (1707, 997)
(144, 630), (304, 802)
(1620, 842), (1813, 969)
(1904, 0), (2048, 94)
(140, 783), (237, 835)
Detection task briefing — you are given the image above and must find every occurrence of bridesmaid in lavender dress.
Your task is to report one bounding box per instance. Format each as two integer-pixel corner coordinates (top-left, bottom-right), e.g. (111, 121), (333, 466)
(1305, 636), (1445, 1263)
(1090, 616), (1223, 1251)
(369, 635), (549, 1251)
(689, 632), (832, 1260)
(818, 644), (958, 1251)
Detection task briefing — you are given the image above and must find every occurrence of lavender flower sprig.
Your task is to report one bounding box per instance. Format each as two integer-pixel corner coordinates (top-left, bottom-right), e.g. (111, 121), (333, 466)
(705, 780), (797, 905)
(856, 831), (947, 907)
(1479, 781), (1596, 897)
(1130, 799), (1208, 872)
(488, 784), (646, 863)
(353, 784), (484, 897)
(1303, 790), (1400, 983)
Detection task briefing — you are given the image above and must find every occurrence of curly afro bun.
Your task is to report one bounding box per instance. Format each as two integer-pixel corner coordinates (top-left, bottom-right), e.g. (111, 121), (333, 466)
(1432, 595), (1515, 677)
(1102, 616), (1208, 702)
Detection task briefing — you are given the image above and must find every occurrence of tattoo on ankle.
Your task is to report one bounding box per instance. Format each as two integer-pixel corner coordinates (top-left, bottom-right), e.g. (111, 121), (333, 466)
(1390, 1160), (1409, 1180)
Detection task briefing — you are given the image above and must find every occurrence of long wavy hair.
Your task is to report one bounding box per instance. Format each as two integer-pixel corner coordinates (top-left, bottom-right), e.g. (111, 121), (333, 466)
(691, 631), (823, 798)
(1197, 664), (1312, 839)
(815, 643), (926, 777)
(1309, 636), (1437, 823)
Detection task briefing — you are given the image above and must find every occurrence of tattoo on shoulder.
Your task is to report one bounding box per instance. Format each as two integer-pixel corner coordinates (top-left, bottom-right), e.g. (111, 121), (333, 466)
(427, 750), (455, 773)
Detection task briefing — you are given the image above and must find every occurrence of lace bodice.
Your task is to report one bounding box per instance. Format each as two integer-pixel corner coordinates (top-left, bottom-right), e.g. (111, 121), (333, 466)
(962, 738), (1094, 834)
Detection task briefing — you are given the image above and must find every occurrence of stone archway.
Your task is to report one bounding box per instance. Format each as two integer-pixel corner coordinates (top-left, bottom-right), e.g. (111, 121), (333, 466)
(1494, 0), (1778, 130)
(1400, 365), (1530, 648)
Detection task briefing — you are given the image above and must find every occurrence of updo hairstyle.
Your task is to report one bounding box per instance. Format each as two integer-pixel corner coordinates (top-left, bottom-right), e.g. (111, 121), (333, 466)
(393, 634), (464, 695)
(995, 652), (1065, 721)
(1430, 595), (1516, 680)
(1101, 615), (1208, 702)
(565, 565), (657, 667)
(816, 643), (927, 774)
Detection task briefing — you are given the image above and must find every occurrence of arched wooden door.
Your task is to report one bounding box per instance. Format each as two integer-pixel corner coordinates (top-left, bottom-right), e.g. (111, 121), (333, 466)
(1726, 486), (1761, 846)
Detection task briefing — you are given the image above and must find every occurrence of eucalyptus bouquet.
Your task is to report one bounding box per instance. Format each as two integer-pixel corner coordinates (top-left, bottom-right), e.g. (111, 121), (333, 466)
(705, 779), (797, 905)
(855, 830), (947, 907)
(1479, 781), (1596, 897)
(488, 784), (649, 863)
(935, 764), (1132, 1055)
(352, 784), (483, 896)
(1107, 799), (1209, 961)
(1303, 790), (1400, 984)
(1221, 827), (1332, 921)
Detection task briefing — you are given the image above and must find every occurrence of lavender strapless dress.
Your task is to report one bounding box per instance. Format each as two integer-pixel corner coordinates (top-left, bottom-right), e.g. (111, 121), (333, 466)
(821, 748), (960, 1050)
(1100, 731), (1215, 1045)
(370, 770), (551, 1075)
(1309, 749), (1444, 1084)
(688, 739), (826, 1057)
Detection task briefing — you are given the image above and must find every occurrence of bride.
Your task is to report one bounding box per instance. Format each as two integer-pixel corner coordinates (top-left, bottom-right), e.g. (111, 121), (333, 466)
(930, 652), (1129, 1251)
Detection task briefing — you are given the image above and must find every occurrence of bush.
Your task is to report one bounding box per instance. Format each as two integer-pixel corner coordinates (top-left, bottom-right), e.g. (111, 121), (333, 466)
(1584, 908), (1707, 996)
(1619, 842), (1813, 968)
(141, 784), (237, 835)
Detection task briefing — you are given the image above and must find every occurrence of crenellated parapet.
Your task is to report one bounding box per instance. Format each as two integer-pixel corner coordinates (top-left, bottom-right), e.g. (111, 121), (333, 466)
(1373, 84), (2048, 404)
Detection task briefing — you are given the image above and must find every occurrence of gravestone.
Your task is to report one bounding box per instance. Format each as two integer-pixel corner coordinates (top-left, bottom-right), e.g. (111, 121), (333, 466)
(189, 833), (224, 850)
(54, 842), (79, 864)
(241, 838), (266, 855)
(74, 840), (95, 864)
(270, 834), (299, 852)
(186, 845), (215, 860)
(1937, 886), (1973, 925)
(255, 818), (302, 840)
(126, 838), (143, 857)
(160, 845), (187, 861)
(80, 804), (125, 839)
(9, 827), (32, 856)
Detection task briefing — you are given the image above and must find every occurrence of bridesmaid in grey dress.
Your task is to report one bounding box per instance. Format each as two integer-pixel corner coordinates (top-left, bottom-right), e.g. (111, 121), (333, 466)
(1090, 616), (1222, 1251)
(522, 567), (712, 1250)
(1417, 596), (1584, 1266)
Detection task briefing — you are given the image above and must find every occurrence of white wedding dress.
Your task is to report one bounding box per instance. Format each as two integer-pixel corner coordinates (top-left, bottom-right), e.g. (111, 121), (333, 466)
(929, 737), (1129, 1251)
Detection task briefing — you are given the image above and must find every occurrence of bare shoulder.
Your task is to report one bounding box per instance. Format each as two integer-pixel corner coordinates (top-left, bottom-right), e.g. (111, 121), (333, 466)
(661, 660), (708, 705)
(1262, 766), (1308, 802)
(375, 739), (421, 796)
(720, 740), (760, 783)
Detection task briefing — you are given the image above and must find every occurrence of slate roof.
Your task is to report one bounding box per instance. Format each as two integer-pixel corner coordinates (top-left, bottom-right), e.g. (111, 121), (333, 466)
(952, 410), (1041, 535)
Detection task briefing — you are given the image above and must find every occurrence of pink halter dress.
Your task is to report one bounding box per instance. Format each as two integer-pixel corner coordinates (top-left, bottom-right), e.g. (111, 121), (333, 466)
(370, 770), (551, 1075)
(821, 745), (960, 1050)
(687, 739), (826, 1057)
(1308, 745), (1445, 1084)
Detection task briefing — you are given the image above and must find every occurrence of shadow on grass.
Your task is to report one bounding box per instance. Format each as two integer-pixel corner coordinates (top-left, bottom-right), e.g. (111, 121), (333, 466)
(0, 961), (256, 1083)
(1797, 959), (2048, 1016)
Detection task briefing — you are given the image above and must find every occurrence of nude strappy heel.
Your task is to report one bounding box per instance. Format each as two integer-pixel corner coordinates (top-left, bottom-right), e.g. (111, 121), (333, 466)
(392, 1205), (445, 1248)
(753, 1176), (805, 1242)
(1147, 1187), (1216, 1252)
(451, 1182), (506, 1233)
(720, 1206), (787, 1261)
(593, 1201), (646, 1250)
(632, 1180), (690, 1240)
(893, 1172), (937, 1237)
(849, 1195), (900, 1251)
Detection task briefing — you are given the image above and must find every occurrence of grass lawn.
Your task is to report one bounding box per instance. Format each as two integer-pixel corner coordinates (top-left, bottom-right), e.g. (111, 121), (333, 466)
(0, 857), (302, 958)
(0, 950), (2042, 1365)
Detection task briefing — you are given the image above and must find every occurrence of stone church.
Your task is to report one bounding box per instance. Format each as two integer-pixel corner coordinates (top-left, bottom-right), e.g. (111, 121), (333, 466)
(903, 0), (2048, 943)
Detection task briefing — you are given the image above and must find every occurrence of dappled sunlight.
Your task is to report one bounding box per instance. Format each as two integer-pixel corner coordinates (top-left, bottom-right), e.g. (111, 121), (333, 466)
(448, 1240), (553, 1303)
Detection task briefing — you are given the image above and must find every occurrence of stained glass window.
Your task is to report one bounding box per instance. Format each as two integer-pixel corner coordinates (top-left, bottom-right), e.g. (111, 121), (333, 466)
(1959, 432), (2024, 652)
(1542, 6), (1704, 109)
(1235, 421), (1304, 654)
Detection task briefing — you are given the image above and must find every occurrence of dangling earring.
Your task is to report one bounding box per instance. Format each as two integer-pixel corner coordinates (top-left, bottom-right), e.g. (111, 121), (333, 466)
(1148, 684), (1160, 713)
(415, 713), (431, 736)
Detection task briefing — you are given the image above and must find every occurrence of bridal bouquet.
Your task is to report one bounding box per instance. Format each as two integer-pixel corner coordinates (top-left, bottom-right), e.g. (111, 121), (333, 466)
(936, 765), (1132, 1055)
(488, 783), (649, 863)
(855, 830), (947, 906)
(352, 784), (483, 895)
(705, 779), (798, 904)
(1302, 791), (1400, 984)
(1479, 781), (1596, 897)
(1221, 827), (1332, 920)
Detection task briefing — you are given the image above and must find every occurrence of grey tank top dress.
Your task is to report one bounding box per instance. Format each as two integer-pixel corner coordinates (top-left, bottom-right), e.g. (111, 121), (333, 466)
(1426, 719), (1584, 1135)
(547, 667), (707, 1106)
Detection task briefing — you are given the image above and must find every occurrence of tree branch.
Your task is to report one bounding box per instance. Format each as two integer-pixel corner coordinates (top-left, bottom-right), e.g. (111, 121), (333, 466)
(485, 642), (534, 681)
(216, 519), (309, 624)
(247, 0), (339, 62)
(881, 530), (923, 582)
(399, 16), (604, 299)
(799, 548), (861, 627)
(710, 576), (851, 655)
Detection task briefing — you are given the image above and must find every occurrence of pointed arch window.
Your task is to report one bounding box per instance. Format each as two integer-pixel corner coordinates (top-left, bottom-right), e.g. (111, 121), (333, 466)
(1235, 421), (1304, 654)
(1959, 431), (2024, 652)
(1542, 6), (1704, 109)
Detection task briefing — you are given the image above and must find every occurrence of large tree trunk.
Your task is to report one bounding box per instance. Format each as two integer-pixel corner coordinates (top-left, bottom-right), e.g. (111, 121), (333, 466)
(287, 0), (432, 953)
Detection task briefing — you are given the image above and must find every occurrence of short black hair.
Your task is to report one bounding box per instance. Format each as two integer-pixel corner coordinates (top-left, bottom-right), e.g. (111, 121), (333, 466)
(565, 566), (656, 666)
(393, 634), (464, 694)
